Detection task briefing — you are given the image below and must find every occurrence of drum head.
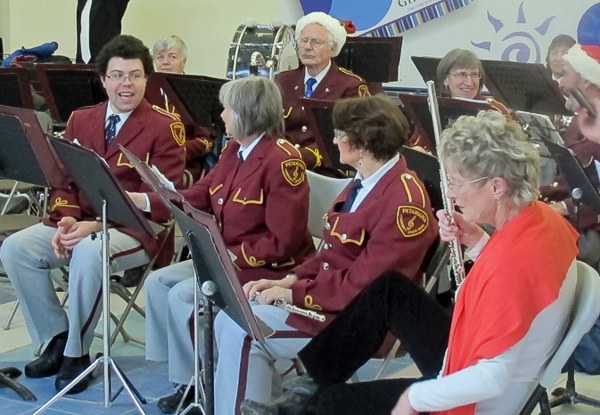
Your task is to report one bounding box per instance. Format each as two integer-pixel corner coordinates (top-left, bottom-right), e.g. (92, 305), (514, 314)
(226, 24), (298, 80)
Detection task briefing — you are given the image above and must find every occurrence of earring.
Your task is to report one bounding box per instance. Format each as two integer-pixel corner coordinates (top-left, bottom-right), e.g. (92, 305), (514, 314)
(493, 195), (499, 201)
(358, 151), (363, 167)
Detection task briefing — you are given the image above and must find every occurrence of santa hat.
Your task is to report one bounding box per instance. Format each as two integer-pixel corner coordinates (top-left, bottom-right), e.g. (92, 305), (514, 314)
(295, 12), (347, 57)
(563, 43), (600, 88)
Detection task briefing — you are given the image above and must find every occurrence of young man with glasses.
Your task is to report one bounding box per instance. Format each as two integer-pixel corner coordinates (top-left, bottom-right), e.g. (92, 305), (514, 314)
(0, 34), (185, 394)
(275, 12), (372, 170)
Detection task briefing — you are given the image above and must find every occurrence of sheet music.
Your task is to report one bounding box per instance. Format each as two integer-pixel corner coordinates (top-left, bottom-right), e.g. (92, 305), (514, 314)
(118, 144), (183, 206)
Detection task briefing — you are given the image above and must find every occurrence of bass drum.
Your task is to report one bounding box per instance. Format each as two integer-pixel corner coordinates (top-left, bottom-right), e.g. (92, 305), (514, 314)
(226, 24), (299, 80)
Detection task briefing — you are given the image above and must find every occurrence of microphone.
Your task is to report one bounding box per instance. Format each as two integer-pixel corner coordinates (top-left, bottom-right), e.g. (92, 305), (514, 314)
(201, 280), (217, 296)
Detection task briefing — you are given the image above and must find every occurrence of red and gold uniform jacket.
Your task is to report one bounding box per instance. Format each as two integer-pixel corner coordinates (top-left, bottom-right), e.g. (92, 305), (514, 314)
(144, 77), (214, 183)
(540, 118), (600, 231)
(45, 99), (186, 265)
(148, 135), (316, 284)
(287, 156), (438, 336)
(275, 63), (371, 169)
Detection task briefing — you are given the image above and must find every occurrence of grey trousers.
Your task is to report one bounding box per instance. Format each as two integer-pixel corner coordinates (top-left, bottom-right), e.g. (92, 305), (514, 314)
(0, 222), (149, 356)
(144, 260), (203, 384)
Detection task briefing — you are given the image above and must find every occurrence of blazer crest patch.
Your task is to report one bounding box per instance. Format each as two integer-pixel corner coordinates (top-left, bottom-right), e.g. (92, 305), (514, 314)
(170, 121), (186, 146)
(281, 159), (306, 186)
(396, 205), (429, 238)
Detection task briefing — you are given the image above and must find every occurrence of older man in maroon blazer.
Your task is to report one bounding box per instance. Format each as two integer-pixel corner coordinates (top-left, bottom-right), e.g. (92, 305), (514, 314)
(275, 12), (371, 170)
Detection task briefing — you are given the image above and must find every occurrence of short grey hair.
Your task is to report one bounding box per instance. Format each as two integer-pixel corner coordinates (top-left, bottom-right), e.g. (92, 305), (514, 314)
(219, 76), (284, 138)
(152, 35), (188, 60)
(439, 110), (540, 205)
(295, 12), (347, 57)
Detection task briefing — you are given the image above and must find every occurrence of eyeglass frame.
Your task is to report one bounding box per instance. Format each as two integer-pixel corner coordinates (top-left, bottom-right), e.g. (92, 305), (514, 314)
(446, 176), (489, 193)
(295, 37), (332, 48)
(449, 71), (482, 81)
(104, 71), (148, 83)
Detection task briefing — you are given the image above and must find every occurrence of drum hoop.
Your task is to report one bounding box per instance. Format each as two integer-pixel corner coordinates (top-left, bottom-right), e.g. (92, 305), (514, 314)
(271, 26), (294, 78)
(231, 25), (250, 80)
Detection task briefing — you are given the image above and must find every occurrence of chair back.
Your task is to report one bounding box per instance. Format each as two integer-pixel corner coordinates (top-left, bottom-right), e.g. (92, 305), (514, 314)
(538, 261), (600, 388)
(306, 170), (351, 239)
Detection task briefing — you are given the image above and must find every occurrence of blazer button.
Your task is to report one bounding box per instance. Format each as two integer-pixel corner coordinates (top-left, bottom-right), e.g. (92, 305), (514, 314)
(322, 262), (329, 270)
(217, 198), (224, 205)
(325, 222), (331, 230)
(271, 262), (278, 267)
(278, 139), (286, 145)
(322, 243), (329, 250)
(301, 125), (308, 132)
(341, 233), (347, 240)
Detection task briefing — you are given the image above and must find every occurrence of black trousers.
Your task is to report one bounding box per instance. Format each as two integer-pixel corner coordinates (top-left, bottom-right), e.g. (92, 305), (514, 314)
(299, 271), (452, 415)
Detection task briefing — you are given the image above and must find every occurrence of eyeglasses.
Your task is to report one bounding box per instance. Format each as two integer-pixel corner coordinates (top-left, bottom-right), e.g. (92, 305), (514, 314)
(333, 129), (347, 140)
(450, 71), (482, 81)
(296, 37), (330, 47)
(104, 72), (147, 83)
(447, 176), (489, 193)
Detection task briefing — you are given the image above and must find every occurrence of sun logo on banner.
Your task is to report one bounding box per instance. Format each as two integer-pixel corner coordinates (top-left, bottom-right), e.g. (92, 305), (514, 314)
(471, 1), (556, 63)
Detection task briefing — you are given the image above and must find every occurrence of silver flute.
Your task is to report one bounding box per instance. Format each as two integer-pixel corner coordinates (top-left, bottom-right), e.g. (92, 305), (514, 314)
(253, 292), (326, 322)
(426, 80), (467, 285)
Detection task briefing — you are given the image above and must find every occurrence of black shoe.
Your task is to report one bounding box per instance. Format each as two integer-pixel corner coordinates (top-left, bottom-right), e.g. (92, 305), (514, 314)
(240, 375), (318, 415)
(24, 331), (67, 378)
(119, 266), (146, 287)
(54, 354), (91, 394)
(157, 384), (194, 414)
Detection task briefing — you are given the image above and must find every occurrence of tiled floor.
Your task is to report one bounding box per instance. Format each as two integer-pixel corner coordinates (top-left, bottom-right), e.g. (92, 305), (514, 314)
(1, 275), (600, 414)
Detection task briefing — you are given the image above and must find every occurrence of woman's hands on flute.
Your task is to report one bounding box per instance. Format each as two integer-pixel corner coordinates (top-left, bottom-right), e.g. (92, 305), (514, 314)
(243, 274), (298, 304)
(436, 209), (485, 250)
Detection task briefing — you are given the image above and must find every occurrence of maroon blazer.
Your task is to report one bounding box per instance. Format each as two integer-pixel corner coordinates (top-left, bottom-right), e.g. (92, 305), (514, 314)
(45, 99), (186, 264)
(148, 135), (315, 284)
(287, 156), (438, 336)
(275, 63), (371, 169)
(540, 117), (600, 231)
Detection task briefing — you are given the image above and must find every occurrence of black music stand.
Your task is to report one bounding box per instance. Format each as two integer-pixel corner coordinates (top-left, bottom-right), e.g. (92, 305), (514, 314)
(535, 135), (600, 410)
(0, 67), (34, 108)
(31, 138), (158, 415)
(0, 105), (69, 188)
(480, 59), (569, 115)
(400, 93), (494, 153)
(145, 73), (227, 153)
(299, 98), (342, 172)
(120, 146), (275, 415)
(0, 105), (76, 403)
(411, 56), (442, 89)
(36, 63), (106, 125)
(334, 36), (403, 83)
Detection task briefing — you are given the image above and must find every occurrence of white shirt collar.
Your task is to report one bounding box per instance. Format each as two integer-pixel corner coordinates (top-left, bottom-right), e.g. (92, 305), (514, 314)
(238, 133), (265, 161)
(304, 60), (332, 87)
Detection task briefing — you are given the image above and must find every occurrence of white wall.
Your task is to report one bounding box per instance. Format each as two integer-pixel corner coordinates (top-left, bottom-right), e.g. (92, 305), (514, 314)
(1, 0), (595, 85)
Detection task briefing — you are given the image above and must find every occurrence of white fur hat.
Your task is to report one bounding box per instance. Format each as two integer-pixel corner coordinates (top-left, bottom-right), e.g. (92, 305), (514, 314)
(295, 12), (347, 57)
(563, 43), (600, 89)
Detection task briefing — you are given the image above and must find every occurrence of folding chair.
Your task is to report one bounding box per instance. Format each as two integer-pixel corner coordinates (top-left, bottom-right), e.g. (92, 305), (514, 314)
(305, 170), (352, 245)
(519, 261), (600, 414)
(101, 221), (177, 347)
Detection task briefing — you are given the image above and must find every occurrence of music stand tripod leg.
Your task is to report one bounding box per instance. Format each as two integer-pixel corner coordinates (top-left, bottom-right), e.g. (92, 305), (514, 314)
(32, 201), (147, 415)
(179, 271), (210, 415)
